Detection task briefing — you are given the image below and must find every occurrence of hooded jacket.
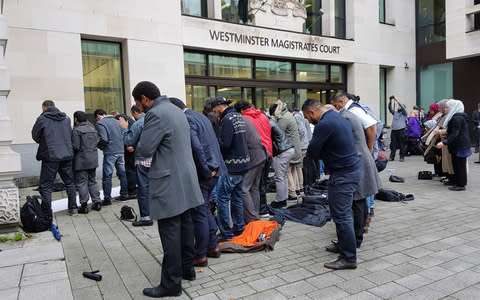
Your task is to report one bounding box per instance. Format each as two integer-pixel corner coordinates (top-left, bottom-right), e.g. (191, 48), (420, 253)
(72, 121), (99, 171)
(96, 115), (124, 155)
(242, 107), (273, 158)
(273, 101), (302, 166)
(32, 107), (73, 162)
(269, 117), (293, 157)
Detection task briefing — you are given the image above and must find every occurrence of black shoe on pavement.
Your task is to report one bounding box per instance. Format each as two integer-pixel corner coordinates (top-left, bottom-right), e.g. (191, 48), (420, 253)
(132, 219), (153, 227)
(114, 194), (128, 201)
(126, 194), (137, 200)
(325, 243), (340, 253)
(324, 258), (357, 270)
(183, 268), (196, 281)
(448, 186), (466, 191)
(271, 200), (287, 208)
(101, 199), (112, 206)
(68, 209), (76, 215)
(78, 204), (88, 214)
(92, 202), (102, 211)
(143, 285), (182, 298)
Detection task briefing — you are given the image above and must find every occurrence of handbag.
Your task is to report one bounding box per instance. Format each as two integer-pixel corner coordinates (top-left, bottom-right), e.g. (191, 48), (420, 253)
(120, 205), (137, 222)
(418, 171), (433, 180)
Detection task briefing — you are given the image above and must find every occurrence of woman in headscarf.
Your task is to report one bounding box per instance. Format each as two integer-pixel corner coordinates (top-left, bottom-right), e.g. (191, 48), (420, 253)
(427, 102), (439, 120)
(435, 99), (471, 191)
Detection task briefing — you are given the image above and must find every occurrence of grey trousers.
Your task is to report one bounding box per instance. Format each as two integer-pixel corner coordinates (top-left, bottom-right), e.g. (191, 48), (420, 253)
(74, 169), (101, 205)
(242, 162), (265, 224)
(273, 148), (295, 202)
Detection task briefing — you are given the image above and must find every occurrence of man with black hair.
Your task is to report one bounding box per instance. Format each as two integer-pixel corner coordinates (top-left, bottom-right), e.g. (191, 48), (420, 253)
(72, 111), (101, 213)
(94, 109), (128, 205)
(133, 81), (203, 298)
(32, 100), (77, 214)
(170, 97), (226, 267)
(115, 111), (138, 200)
(302, 99), (360, 270)
(119, 105), (153, 226)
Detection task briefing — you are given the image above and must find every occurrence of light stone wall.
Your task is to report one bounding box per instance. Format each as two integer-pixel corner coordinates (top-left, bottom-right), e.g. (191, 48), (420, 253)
(446, 0), (480, 60)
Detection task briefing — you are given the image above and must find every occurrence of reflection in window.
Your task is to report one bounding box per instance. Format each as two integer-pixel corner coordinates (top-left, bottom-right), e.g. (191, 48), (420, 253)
(419, 63), (452, 110)
(296, 63), (327, 82)
(335, 0), (346, 38)
(416, 0), (445, 47)
(209, 55), (252, 78)
(256, 60), (292, 81)
(379, 68), (387, 123)
(304, 0), (322, 36)
(184, 52), (207, 76)
(81, 40), (124, 117)
(330, 65), (343, 83)
(222, 0), (249, 24)
(181, 0), (207, 17)
(185, 84), (208, 112)
(217, 86), (242, 103)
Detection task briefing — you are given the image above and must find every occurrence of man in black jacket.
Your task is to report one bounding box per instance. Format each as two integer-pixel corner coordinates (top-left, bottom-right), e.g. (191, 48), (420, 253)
(72, 111), (102, 213)
(32, 100), (77, 214)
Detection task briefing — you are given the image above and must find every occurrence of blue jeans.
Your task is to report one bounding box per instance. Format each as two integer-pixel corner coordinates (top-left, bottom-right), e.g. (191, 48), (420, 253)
(102, 154), (128, 200)
(328, 168), (360, 263)
(366, 195), (375, 212)
(136, 164), (150, 217)
(216, 174), (245, 239)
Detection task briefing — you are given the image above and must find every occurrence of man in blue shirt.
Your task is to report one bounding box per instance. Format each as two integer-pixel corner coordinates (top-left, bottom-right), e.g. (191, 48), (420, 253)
(302, 99), (360, 270)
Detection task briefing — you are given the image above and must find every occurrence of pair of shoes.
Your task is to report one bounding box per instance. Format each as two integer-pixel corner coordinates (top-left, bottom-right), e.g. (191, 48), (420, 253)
(143, 285), (182, 298)
(207, 246), (221, 258)
(114, 194), (128, 201)
(101, 199), (112, 206)
(132, 219), (153, 227)
(325, 243), (340, 253)
(324, 258), (357, 270)
(92, 202), (102, 211)
(183, 268), (196, 281)
(369, 207), (375, 217)
(448, 186), (466, 191)
(399, 158), (405, 162)
(78, 204), (88, 214)
(287, 196), (298, 201)
(193, 256), (208, 267)
(271, 200), (286, 208)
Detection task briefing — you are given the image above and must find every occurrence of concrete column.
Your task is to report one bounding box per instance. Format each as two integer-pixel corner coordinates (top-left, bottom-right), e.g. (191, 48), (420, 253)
(0, 0), (21, 226)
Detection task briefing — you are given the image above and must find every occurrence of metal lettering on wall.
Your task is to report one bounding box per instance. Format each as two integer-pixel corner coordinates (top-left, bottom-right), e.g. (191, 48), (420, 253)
(209, 30), (341, 54)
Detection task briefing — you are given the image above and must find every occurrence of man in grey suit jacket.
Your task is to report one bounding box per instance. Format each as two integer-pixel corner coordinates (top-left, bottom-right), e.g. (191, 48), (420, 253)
(134, 81), (203, 298)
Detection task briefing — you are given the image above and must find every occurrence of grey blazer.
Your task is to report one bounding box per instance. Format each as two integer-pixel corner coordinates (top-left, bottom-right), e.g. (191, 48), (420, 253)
(341, 110), (382, 200)
(136, 96), (203, 220)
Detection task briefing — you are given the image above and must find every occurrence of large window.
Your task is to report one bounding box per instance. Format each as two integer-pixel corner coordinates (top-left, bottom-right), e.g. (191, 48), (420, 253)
(416, 0), (445, 47)
(81, 40), (124, 117)
(296, 63), (327, 82)
(181, 0), (207, 17)
(184, 52), (207, 76)
(209, 55), (252, 79)
(335, 0), (346, 38)
(330, 65), (344, 83)
(304, 0), (322, 36)
(256, 60), (292, 81)
(379, 68), (387, 123)
(419, 63), (452, 111)
(222, 0), (249, 24)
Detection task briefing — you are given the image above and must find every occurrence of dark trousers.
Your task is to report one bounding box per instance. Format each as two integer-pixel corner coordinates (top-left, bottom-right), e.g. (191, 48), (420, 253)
(136, 165), (150, 217)
(192, 177), (219, 259)
(259, 158), (271, 215)
(74, 168), (101, 205)
(352, 199), (368, 248)
(242, 162), (264, 224)
(157, 209), (195, 290)
(475, 128), (480, 150)
(451, 154), (467, 187)
(303, 156), (320, 187)
(40, 160), (77, 210)
(328, 169), (360, 263)
(390, 129), (407, 160)
(125, 151), (137, 196)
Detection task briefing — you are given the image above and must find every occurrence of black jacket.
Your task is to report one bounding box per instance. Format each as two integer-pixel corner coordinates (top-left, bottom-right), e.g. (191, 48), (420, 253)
(184, 109), (227, 181)
(32, 107), (73, 162)
(72, 122), (99, 171)
(444, 113), (471, 154)
(269, 118), (293, 157)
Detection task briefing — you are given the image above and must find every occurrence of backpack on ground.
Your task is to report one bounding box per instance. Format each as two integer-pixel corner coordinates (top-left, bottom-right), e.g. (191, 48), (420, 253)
(120, 205), (137, 221)
(20, 195), (52, 233)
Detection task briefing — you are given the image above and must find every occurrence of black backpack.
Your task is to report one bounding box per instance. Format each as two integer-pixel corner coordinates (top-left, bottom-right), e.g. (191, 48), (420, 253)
(20, 195), (52, 233)
(120, 205), (137, 221)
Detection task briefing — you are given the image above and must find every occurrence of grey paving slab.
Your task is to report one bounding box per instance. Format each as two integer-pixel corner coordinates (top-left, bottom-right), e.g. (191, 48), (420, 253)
(18, 278), (73, 300)
(368, 282), (410, 299)
(307, 285), (350, 300)
(0, 265), (22, 290)
(0, 288), (19, 300)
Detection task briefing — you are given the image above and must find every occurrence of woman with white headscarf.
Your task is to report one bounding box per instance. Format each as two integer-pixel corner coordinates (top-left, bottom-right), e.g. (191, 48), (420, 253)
(435, 99), (471, 191)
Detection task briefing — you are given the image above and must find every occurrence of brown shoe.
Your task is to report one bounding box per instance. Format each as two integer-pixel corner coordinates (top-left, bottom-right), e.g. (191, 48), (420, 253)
(325, 243), (340, 253)
(324, 258), (357, 270)
(193, 256), (208, 267)
(206, 246), (221, 258)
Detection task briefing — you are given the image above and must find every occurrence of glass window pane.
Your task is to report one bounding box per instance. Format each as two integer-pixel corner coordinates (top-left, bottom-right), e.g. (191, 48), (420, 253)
(256, 60), (292, 81)
(416, 0), (445, 47)
(222, 0), (249, 24)
(217, 86), (242, 104)
(379, 68), (386, 123)
(81, 40), (124, 118)
(379, 0), (385, 23)
(184, 52), (207, 76)
(209, 55), (252, 79)
(279, 89), (294, 109)
(185, 85), (208, 113)
(243, 87), (253, 103)
(304, 0), (322, 35)
(181, 0), (205, 17)
(330, 65), (344, 83)
(296, 63), (327, 82)
(297, 89), (323, 110)
(419, 63), (453, 111)
(335, 0), (346, 38)
(256, 88), (278, 110)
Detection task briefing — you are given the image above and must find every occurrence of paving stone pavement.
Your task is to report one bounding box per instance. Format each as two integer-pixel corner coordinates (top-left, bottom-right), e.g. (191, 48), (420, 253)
(5, 155), (480, 299)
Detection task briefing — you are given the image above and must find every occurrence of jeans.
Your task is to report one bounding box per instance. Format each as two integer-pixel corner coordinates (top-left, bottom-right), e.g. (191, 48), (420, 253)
(390, 129), (407, 160)
(74, 169), (101, 205)
(136, 164), (150, 217)
(242, 162), (264, 224)
(328, 168), (360, 263)
(303, 156), (320, 187)
(40, 160), (77, 210)
(273, 148), (295, 202)
(216, 174), (245, 239)
(192, 176), (219, 258)
(319, 160), (325, 176)
(102, 154), (128, 200)
(125, 151), (138, 195)
(366, 195), (375, 212)
(259, 159), (272, 215)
